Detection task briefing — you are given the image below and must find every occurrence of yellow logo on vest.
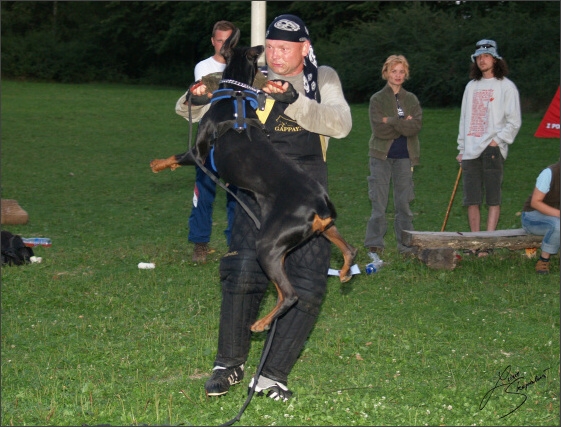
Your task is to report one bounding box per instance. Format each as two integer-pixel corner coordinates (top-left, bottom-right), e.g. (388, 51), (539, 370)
(274, 116), (302, 132)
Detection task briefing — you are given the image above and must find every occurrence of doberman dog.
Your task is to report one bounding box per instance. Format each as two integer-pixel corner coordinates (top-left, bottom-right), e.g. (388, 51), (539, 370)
(151, 29), (357, 332)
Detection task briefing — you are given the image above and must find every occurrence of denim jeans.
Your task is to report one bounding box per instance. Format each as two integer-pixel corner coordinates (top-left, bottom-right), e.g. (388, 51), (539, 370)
(188, 157), (236, 246)
(521, 210), (560, 255)
(364, 157), (414, 253)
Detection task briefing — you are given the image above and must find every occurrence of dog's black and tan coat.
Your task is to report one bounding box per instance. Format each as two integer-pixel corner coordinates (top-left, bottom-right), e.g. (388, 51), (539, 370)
(151, 29), (357, 332)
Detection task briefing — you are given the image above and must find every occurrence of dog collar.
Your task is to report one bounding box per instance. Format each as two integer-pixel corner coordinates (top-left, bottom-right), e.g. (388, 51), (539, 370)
(219, 79), (261, 93)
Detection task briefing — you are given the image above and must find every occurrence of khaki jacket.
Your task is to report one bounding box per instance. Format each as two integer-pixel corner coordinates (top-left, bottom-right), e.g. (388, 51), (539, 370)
(368, 84), (422, 166)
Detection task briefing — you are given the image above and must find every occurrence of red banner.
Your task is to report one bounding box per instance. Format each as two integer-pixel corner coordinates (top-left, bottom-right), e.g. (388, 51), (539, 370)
(534, 86), (560, 138)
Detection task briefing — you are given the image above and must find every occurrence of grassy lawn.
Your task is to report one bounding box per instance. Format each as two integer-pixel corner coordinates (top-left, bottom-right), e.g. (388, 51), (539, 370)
(1, 80), (559, 426)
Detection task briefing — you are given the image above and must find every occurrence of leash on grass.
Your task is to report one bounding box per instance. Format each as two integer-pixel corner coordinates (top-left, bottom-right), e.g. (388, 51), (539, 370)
(220, 318), (278, 427)
(185, 90), (261, 230)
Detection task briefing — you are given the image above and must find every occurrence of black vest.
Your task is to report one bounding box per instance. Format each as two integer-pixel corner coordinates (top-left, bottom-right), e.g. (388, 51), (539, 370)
(260, 100), (323, 161)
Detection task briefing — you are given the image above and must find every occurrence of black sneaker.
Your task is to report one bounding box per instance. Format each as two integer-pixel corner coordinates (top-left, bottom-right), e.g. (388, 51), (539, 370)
(204, 364), (244, 396)
(248, 375), (293, 402)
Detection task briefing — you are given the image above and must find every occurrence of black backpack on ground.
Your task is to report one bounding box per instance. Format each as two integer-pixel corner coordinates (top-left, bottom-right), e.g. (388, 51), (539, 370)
(1, 230), (34, 266)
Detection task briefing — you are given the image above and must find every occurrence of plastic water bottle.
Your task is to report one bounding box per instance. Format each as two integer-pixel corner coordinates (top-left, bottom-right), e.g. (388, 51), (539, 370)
(365, 261), (383, 275)
(22, 237), (52, 247)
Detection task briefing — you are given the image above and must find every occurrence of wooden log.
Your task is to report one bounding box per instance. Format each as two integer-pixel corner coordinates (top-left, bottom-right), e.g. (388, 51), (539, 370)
(402, 229), (542, 251)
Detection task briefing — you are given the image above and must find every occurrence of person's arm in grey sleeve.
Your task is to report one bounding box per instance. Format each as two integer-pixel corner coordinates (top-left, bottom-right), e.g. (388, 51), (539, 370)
(284, 66), (352, 139)
(175, 89), (211, 123)
(495, 82), (521, 145)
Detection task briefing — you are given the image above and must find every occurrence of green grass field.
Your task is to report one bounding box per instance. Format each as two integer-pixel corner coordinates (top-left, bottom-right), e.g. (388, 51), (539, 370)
(1, 80), (559, 426)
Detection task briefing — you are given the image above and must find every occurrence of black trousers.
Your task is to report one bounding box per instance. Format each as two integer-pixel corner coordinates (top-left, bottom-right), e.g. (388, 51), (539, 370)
(214, 158), (331, 384)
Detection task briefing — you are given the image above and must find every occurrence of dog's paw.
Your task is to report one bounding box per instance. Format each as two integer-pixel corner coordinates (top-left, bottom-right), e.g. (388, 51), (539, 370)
(250, 320), (270, 333)
(150, 159), (167, 173)
(150, 156), (179, 173)
(339, 271), (353, 283)
(150, 159), (162, 173)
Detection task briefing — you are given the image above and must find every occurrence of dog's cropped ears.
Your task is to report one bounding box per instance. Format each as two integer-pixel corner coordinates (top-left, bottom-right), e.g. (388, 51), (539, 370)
(247, 45), (265, 63)
(220, 28), (241, 61)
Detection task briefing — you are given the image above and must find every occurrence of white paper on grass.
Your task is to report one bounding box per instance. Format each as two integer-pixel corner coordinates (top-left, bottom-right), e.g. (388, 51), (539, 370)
(327, 264), (361, 276)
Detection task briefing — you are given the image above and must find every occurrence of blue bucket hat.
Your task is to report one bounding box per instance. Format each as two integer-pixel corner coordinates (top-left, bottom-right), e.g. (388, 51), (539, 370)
(471, 39), (502, 62)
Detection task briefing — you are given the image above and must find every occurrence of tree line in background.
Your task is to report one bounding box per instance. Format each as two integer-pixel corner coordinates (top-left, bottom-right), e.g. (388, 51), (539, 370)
(1, 1), (559, 111)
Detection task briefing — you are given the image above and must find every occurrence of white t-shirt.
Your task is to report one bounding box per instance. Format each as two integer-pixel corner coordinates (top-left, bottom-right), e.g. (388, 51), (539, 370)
(194, 56), (226, 81)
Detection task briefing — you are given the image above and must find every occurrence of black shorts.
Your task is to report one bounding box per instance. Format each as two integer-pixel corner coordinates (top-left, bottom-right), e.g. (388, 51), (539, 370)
(462, 145), (504, 206)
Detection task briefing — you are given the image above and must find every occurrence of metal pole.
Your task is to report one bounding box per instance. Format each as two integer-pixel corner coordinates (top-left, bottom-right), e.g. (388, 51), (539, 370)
(251, 1), (267, 66)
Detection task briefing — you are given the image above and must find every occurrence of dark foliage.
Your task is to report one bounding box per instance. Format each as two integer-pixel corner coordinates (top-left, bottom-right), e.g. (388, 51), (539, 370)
(1, 1), (559, 110)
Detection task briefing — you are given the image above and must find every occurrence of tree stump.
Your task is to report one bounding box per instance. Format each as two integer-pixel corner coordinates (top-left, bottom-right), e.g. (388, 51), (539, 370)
(417, 247), (458, 270)
(1, 199), (29, 225)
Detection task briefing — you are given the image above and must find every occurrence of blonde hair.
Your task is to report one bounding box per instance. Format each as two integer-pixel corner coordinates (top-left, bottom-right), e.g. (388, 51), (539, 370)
(381, 55), (410, 81)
